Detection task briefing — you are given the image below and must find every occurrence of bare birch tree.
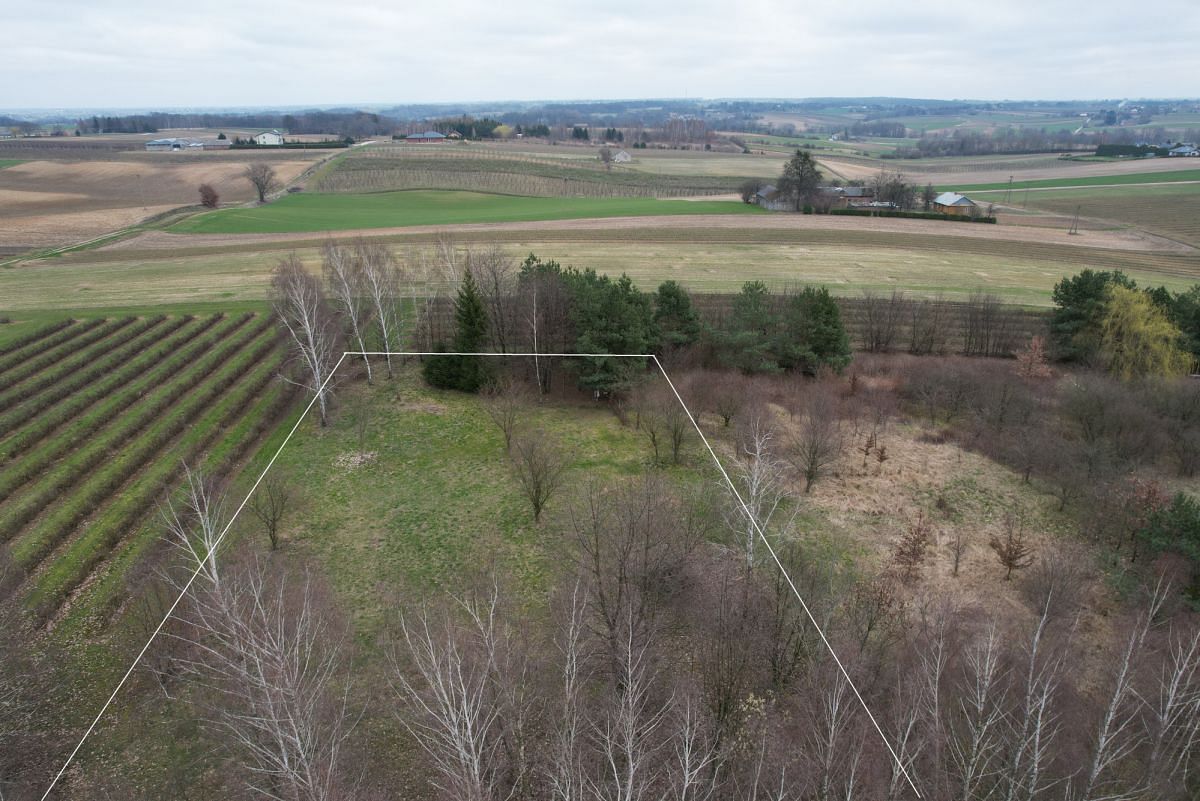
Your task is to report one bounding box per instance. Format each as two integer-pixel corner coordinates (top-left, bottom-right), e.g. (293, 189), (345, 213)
(588, 610), (670, 801)
(548, 583), (590, 801)
(174, 560), (356, 801)
(1143, 624), (1200, 798)
(322, 240), (374, 383)
(391, 583), (529, 801)
(1000, 596), (1067, 801)
(1074, 587), (1167, 801)
(161, 463), (227, 587)
(725, 409), (793, 569)
(358, 242), (403, 379)
(271, 254), (341, 427)
(949, 622), (1007, 801)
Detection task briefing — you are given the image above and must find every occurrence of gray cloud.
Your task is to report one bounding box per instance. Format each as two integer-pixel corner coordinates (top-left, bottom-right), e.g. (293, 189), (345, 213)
(1, 0), (1196, 108)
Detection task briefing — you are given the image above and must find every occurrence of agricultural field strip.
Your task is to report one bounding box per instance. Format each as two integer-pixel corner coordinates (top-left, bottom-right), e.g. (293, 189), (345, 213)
(0, 317), (134, 400)
(115, 225), (1200, 280)
(0, 315), (223, 465)
(0, 317), (110, 380)
(949, 169), (1200, 192)
(0, 316), (221, 496)
(59, 372), (295, 634)
(0, 315), (264, 558)
(0, 318), (75, 358)
(6, 322), (277, 622)
(0, 315), (172, 434)
(28, 344), (284, 620)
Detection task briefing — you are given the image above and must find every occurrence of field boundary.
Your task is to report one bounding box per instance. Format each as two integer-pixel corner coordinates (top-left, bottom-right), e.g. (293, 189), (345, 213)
(40, 350), (919, 800)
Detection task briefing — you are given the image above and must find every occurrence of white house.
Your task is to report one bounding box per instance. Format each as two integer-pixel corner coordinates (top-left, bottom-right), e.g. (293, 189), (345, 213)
(253, 130), (285, 146)
(612, 149), (632, 163)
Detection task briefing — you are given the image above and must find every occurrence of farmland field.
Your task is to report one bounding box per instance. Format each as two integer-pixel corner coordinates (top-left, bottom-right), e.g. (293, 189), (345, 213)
(948, 168), (1200, 192)
(1013, 183), (1200, 247)
(0, 312), (291, 632)
(0, 150), (326, 252)
(169, 189), (763, 233)
(311, 143), (774, 196)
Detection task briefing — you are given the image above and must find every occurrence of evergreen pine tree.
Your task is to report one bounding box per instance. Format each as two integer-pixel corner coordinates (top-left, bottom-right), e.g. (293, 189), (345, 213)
(423, 271), (492, 392)
(653, 280), (701, 350)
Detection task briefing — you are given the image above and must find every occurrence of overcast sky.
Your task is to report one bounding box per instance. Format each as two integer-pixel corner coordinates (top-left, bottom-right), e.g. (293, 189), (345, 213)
(2, 0), (1197, 110)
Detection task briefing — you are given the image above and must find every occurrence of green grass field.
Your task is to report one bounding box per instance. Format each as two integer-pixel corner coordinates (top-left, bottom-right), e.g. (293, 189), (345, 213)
(171, 190), (763, 234)
(0, 159), (22, 170)
(948, 169), (1200, 192)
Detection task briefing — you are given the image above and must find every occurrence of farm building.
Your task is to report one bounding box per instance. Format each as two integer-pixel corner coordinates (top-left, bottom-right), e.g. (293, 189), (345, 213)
(0, 127), (12, 139)
(144, 137), (229, 152)
(753, 184), (791, 211)
(145, 138), (193, 151)
(254, 130), (285, 145)
(1169, 144), (1198, 157)
(612, 149), (632, 163)
(933, 191), (978, 216)
(405, 131), (447, 143)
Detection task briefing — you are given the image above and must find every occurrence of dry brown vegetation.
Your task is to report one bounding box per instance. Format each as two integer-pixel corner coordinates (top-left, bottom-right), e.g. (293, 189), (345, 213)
(0, 154), (318, 250)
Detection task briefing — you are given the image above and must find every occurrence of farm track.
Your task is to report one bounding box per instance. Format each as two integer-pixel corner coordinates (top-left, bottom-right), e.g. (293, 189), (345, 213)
(0, 315), (231, 498)
(0, 315), (265, 556)
(0, 315), (173, 436)
(26, 334), (282, 622)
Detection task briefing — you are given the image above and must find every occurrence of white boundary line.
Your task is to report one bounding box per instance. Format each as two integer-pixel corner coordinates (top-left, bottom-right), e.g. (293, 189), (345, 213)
(40, 350), (919, 799)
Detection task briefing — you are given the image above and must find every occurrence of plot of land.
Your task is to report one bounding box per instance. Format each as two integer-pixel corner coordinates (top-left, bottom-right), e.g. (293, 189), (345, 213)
(169, 190), (763, 234)
(0, 154), (320, 250)
(0, 313), (290, 633)
(1013, 183), (1200, 247)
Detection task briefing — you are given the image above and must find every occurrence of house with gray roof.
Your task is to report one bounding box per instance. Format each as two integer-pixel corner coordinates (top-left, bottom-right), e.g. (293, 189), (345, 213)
(933, 191), (978, 216)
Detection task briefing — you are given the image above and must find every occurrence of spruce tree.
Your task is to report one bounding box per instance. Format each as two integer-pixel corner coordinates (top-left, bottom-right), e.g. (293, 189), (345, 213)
(423, 271), (492, 392)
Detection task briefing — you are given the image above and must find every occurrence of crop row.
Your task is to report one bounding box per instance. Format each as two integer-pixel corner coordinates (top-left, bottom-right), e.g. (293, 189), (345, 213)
(0, 315), (228, 465)
(7, 325), (278, 585)
(30, 352), (288, 621)
(0, 315), (267, 553)
(0, 317), (136, 409)
(0, 318), (74, 359)
(0, 316), (238, 499)
(0, 315), (172, 434)
(58, 374), (297, 632)
(0, 317), (108, 379)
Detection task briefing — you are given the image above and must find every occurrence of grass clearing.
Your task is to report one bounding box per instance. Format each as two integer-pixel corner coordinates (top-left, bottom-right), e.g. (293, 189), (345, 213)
(0, 159), (23, 170)
(169, 190), (763, 234)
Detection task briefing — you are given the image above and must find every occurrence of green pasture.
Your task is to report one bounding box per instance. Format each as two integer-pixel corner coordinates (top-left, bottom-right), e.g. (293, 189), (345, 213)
(0, 159), (23, 170)
(169, 190), (763, 234)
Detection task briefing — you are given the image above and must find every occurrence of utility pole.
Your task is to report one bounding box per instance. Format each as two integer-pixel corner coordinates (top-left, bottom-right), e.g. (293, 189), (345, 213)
(1069, 205), (1081, 235)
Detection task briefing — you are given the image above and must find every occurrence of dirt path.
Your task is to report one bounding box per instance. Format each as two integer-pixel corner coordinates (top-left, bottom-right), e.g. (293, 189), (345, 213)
(106, 211), (1192, 255)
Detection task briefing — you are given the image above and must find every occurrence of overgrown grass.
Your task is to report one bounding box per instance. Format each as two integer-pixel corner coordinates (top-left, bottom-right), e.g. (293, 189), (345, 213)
(170, 190), (762, 234)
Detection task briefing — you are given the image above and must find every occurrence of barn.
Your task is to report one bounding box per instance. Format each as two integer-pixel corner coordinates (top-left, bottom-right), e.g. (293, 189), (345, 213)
(933, 191), (977, 216)
(253, 130), (285, 146)
(405, 131), (448, 143)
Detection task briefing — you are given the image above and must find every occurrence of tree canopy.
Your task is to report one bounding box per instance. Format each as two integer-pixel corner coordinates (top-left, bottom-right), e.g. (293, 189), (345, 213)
(777, 149), (823, 211)
(1098, 285), (1191, 381)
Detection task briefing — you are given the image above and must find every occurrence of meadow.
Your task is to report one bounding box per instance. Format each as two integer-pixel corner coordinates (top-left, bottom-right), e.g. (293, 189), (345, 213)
(1015, 183), (1200, 247)
(169, 189), (763, 234)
